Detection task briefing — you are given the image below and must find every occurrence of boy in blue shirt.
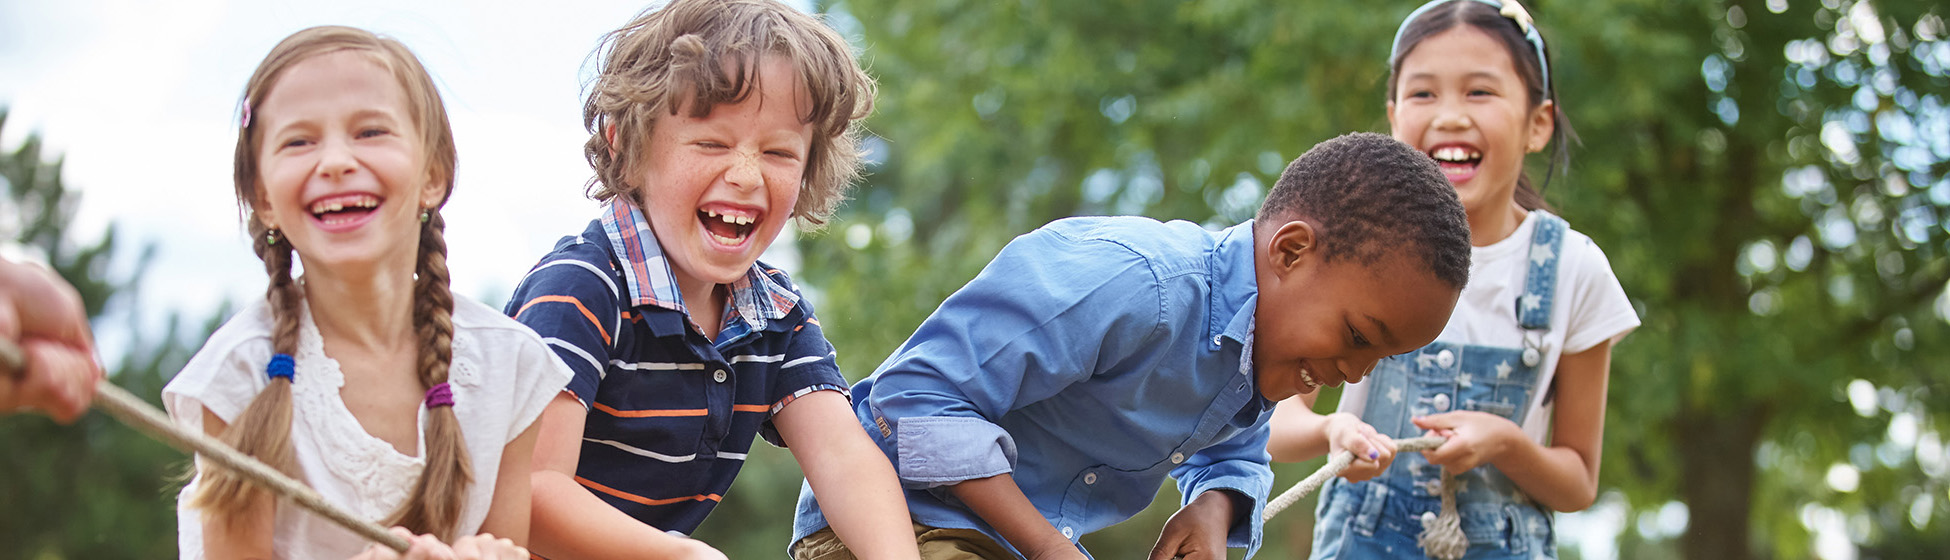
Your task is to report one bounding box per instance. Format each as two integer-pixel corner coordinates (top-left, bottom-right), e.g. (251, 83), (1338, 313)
(506, 1), (920, 558)
(791, 132), (1473, 560)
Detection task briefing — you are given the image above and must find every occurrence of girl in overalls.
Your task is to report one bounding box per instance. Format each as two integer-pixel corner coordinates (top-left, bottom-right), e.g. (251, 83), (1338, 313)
(1267, 1), (1639, 557)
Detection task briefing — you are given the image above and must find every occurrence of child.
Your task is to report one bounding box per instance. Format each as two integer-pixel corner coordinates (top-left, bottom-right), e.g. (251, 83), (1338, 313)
(1267, 2), (1640, 558)
(163, 26), (569, 560)
(790, 132), (1474, 560)
(503, 1), (919, 558)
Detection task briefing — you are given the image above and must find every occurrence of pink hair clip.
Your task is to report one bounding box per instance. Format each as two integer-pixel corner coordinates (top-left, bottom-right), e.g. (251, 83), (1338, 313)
(241, 101), (253, 129)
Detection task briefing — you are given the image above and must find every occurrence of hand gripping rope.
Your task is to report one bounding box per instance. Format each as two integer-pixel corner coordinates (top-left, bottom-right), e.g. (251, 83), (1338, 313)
(0, 338), (413, 553)
(1261, 435), (1468, 560)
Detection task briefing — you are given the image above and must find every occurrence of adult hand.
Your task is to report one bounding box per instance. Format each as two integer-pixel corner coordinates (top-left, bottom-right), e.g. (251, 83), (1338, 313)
(1323, 412), (1396, 482)
(0, 259), (100, 422)
(1147, 490), (1235, 560)
(1413, 411), (1522, 474)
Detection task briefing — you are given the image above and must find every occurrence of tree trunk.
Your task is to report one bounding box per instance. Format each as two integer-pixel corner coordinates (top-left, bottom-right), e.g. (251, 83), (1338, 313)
(1676, 401), (1768, 560)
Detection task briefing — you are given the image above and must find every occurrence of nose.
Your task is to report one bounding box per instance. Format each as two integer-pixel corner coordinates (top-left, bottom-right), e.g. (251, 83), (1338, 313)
(315, 135), (357, 180)
(1343, 358), (1381, 384)
(1432, 99), (1471, 131)
(725, 152), (763, 191)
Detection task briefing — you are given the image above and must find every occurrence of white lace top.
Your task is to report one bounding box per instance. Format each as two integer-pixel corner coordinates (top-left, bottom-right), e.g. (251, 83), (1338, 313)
(163, 294), (571, 559)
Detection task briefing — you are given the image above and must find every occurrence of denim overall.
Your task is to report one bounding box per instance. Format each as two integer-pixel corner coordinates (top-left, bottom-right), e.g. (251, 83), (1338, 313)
(1311, 214), (1566, 560)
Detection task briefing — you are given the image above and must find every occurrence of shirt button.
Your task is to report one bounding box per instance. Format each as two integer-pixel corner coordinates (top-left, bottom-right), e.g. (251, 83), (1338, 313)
(1170, 453), (1185, 464)
(1432, 393), (1451, 412)
(1061, 526), (1075, 539)
(1212, 335), (1223, 346)
(712, 369), (728, 383)
(1084, 472), (1098, 485)
(1436, 349), (1456, 368)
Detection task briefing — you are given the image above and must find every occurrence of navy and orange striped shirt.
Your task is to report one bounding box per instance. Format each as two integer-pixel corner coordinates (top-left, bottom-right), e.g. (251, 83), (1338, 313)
(506, 200), (847, 535)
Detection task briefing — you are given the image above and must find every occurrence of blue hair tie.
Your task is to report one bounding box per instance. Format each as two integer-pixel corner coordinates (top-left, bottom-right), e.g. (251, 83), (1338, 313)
(266, 353), (296, 380)
(1390, 0), (1551, 88)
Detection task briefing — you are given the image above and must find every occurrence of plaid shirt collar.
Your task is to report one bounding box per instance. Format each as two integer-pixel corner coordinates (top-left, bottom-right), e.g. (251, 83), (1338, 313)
(599, 199), (800, 332)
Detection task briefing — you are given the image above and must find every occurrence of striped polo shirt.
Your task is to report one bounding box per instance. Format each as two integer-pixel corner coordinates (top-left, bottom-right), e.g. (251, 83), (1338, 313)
(506, 199), (847, 535)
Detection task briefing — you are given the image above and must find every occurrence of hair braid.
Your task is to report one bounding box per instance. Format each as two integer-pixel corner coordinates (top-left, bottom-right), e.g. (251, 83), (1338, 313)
(189, 219), (306, 525)
(385, 209), (471, 538)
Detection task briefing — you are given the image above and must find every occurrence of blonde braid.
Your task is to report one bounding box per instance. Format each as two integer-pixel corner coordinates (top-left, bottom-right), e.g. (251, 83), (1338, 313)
(385, 210), (472, 538)
(188, 221), (306, 525)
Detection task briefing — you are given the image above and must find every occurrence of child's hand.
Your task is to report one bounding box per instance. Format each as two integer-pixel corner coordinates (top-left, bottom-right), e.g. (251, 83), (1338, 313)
(1147, 490), (1235, 560)
(1413, 411), (1521, 474)
(1323, 412), (1395, 482)
(349, 528), (461, 560)
(450, 533), (527, 560)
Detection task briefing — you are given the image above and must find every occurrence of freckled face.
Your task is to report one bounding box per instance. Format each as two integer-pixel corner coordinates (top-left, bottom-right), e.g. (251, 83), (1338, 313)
(633, 56), (813, 300)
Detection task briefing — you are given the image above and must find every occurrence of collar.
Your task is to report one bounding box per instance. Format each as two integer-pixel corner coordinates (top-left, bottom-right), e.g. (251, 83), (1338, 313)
(1209, 221), (1260, 346)
(599, 199), (800, 332)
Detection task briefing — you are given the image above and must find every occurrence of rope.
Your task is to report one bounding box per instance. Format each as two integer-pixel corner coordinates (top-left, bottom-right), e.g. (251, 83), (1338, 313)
(1, 338), (411, 553)
(1262, 435), (1467, 560)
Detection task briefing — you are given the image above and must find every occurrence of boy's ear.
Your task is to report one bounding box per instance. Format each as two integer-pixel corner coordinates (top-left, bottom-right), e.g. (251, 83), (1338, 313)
(1269, 219), (1318, 274)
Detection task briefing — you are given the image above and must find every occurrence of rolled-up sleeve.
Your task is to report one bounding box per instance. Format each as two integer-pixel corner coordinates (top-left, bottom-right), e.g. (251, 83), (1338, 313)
(1173, 423), (1274, 556)
(864, 228), (1166, 488)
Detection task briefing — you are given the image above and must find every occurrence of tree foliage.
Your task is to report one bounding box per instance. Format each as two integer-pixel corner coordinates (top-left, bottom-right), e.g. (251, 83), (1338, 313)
(761, 0), (1950, 558)
(0, 109), (208, 558)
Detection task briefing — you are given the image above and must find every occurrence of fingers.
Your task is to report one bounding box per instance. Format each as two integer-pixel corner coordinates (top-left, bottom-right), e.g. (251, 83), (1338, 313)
(12, 340), (100, 422)
(451, 533), (527, 560)
(5, 263), (92, 349)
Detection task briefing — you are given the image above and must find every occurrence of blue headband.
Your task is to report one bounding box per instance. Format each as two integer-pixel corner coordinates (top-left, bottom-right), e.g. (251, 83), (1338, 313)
(1390, 0), (1551, 89)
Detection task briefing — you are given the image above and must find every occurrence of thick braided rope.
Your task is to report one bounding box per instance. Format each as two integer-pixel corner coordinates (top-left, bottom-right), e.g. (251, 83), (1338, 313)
(0, 339), (411, 553)
(1261, 435), (1466, 559)
(1262, 435), (1448, 521)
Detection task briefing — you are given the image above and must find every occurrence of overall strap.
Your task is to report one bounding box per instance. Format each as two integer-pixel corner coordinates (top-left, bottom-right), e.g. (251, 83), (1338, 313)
(1516, 212), (1568, 331)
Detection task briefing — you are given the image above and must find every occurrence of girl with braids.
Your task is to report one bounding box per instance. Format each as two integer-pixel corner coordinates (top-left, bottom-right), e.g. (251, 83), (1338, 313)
(163, 26), (569, 560)
(1268, 1), (1638, 558)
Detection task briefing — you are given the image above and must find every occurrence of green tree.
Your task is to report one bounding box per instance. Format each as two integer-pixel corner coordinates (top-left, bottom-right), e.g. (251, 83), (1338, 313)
(0, 109), (209, 558)
(763, 0), (1950, 558)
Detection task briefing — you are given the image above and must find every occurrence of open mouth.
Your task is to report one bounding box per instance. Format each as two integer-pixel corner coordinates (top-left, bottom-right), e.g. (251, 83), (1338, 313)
(698, 207), (758, 246)
(1299, 363), (1323, 391)
(1428, 145), (1482, 183)
(308, 193), (381, 226)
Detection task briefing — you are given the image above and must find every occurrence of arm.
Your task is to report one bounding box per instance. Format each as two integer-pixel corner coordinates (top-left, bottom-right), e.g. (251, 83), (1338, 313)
(476, 410), (543, 545)
(1265, 393), (1396, 481)
(198, 407), (276, 560)
(1163, 420), (1273, 556)
(946, 475), (1083, 560)
(775, 391), (920, 560)
(526, 394), (725, 560)
(1414, 341), (1612, 512)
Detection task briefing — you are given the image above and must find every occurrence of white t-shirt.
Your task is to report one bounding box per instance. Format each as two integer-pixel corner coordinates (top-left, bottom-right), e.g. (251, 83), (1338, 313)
(164, 294), (571, 560)
(1336, 210), (1640, 442)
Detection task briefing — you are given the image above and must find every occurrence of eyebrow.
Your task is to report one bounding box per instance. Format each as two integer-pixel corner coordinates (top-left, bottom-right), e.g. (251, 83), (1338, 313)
(1364, 314), (1400, 348)
(1401, 70), (1507, 83)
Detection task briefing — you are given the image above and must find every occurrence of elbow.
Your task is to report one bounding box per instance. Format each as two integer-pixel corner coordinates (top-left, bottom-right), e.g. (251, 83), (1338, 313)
(1547, 486), (1598, 513)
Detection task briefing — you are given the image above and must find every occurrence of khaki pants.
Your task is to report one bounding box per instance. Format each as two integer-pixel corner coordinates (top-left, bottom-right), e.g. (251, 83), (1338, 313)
(791, 523), (1018, 560)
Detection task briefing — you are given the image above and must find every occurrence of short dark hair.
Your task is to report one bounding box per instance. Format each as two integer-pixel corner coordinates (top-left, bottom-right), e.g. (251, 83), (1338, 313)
(1256, 132), (1471, 290)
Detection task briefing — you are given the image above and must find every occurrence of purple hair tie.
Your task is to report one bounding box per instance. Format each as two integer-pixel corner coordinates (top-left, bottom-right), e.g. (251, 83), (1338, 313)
(424, 382), (455, 409)
(266, 353), (295, 380)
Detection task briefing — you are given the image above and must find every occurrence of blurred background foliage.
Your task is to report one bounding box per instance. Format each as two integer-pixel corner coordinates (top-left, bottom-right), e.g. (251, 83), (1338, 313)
(5, 0), (1950, 558)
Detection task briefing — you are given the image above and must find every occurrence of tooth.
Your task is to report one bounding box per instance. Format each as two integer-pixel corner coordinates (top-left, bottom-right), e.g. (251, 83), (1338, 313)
(706, 209), (719, 218)
(737, 215), (752, 225)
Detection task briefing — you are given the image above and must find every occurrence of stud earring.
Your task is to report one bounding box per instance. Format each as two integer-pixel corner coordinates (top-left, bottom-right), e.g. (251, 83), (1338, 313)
(420, 209), (430, 223)
(265, 228), (281, 245)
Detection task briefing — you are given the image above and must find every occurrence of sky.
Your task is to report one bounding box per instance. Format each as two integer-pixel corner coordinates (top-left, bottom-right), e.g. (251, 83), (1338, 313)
(0, 0), (807, 355)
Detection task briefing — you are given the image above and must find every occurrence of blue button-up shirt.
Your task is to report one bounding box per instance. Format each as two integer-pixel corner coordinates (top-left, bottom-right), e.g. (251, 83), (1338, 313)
(793, 216), (1276, 558)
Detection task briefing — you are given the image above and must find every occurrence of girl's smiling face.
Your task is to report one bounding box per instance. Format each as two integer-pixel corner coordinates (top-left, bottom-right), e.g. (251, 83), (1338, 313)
(632, 56), (813, 302)
(251, 50), (442, 277)
(1388, 25), (1554, 217)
